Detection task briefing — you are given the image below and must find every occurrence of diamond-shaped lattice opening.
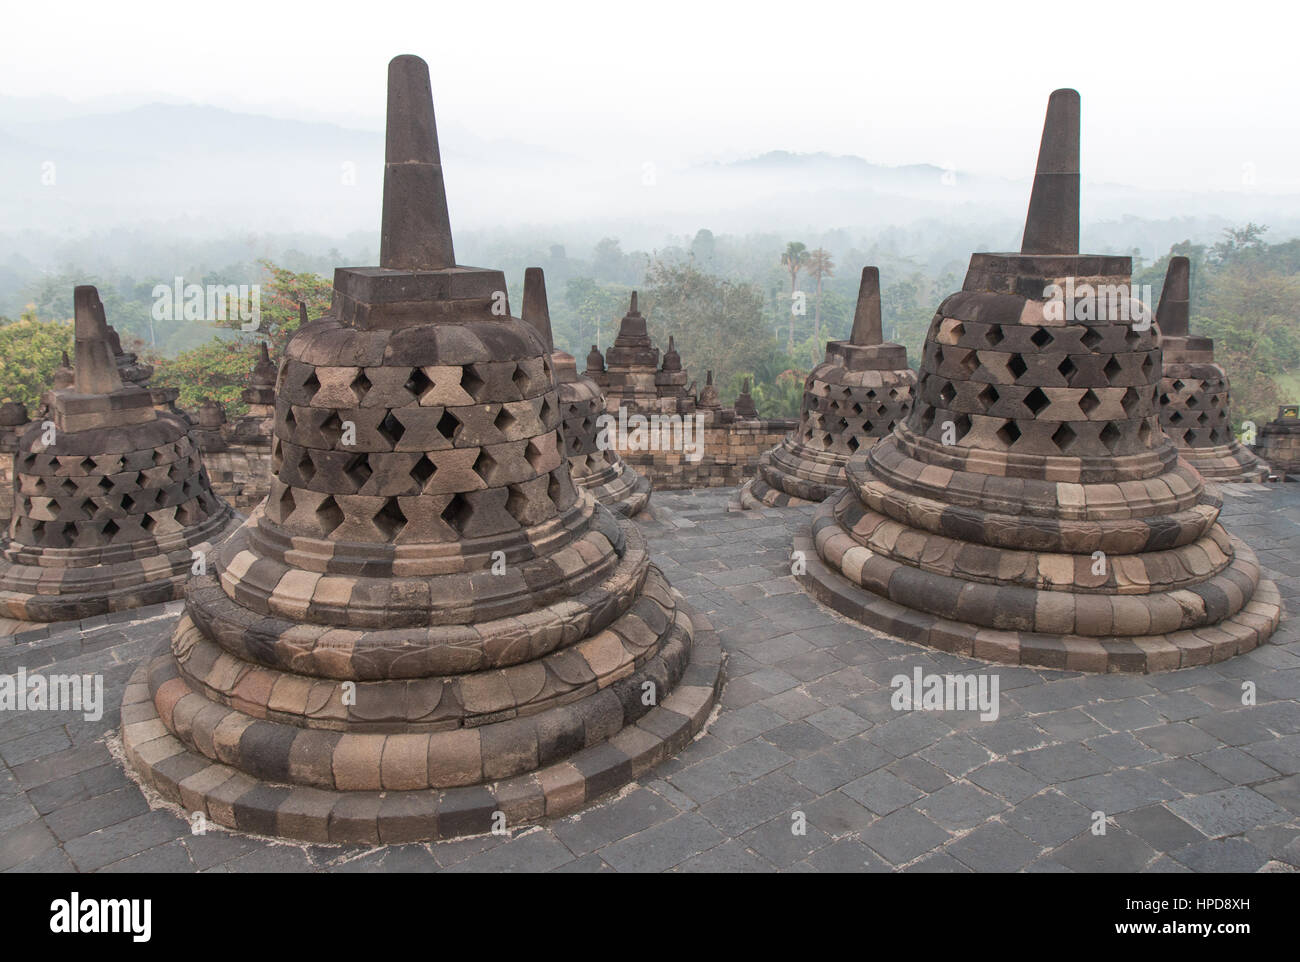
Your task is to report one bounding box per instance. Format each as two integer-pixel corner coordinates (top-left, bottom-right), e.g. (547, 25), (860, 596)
(847, 435), (860, 453)
(1051, 423), (1077, 452)
(1081, 328), (1104, 350)
(512, 364), (530, 395)
(539, 397), (554, 425)
(344, 454), (372, 491)
(80, 457), (97, 473)
(917, 405), (936, 435)
(1030, 327), (1052, 348)
(939, 381), (957, 406)
(141, 513), (156, 533)
(984, 325), (1004, 347)
(1103, 357), (1122, 382)
(952, 414), (972, 442)
(1007, 355), (1028, 380)
(437, 410), (461, 443)
(102, 518), (120, 539)
(97, 476), (113, 493)
(440, 492), (472, 535)
(278, 487), (296, 520)
(1099, 422), (1122, 453)
(284, 407), (297, 431)
(176, 503), (194, 527)
(851, 402), (863, 415)
(1121, 387), (1140, 416)
(524, 439), (545, 473)
(1079, 389), (1101, 415)
(79, 497), (96, 518)
(315, 495), (343, 535)
(373, 498), (406, 539)
(378, 411), (405, 447)
(505, 484), (534, 527)
(1197, 411), (1209, 425)
(303, 371), (321, 401)
(320, 412), (344, 446)
(837, 417), (849, 432)
(996, 420), (1022, 446)
(547, 469), (567, 510)
(60, 478), (78, 496)
(1124, 328), (1142, 347)
(959, 350), (980, 376)
(411, 454), (436, 490)
(977, 385), (1000, 410)
(460, 366), (486, 401)
(297, 452), (316, 484)
(1186, 394), (1199, 408)
(1023, 387), (1050, 416)
(351, 370), (372, 403)
(121, 493), (134, 512)
(866, 389), (878, 400)
(1057, 357), (1077, 383)
(405, 368), (432, 400)
(494, 406), (518, 434)
(1169, 410), (1184, 424)
(1171, 379), (1184, 392)
(932, 345), (945, 367)
(1141, 355), (1154, 377)
(473, 448), (497, 484)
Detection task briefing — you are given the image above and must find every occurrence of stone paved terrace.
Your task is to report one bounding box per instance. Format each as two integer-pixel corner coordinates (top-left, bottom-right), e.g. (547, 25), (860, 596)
(1, 483), (1298, 873)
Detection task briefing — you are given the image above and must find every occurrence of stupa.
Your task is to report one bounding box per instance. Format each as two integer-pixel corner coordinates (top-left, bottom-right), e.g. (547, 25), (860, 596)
(1258, 404), (1300, 477)
(603, 294), (660, 408)
(523, 268), (651, 517)
(794, 90), (1281, 672)
(123, 55), (719, 843)
(1155, 257), (1267, 482)
(0, 287), (238, 634)
(741, 267), (916, 508)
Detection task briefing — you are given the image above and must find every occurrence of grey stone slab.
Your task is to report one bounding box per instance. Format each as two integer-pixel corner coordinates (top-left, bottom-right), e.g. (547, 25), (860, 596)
(787, 739), (892, 794)
(1002, 790), (1092, 846)
(1047, 826), (1159, 872)
(551, 787), (676, 856)
(737, 813), (831, 867)
(945, 822), (1041, 872)
(599, 813), (727, 873)
(967, 761), (1047, 804)
(1114, 805), (1206, 851)
(698, 772), (812, 837)
(1171, 837), (1270, 873)
(914, 781), (1007, 831)
(444, 830), (574, 873)
(1168, 787), (1290, 838)
(842, 770), (923, 815)
(1012, 743), (1111, 782)
(667, 739), (794, 804)
(860, 807), (951, 866)
(1056, 769), (1180, 814)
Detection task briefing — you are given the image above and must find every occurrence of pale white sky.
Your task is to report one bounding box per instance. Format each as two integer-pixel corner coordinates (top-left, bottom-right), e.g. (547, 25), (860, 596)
(3, 0), (1297, 192)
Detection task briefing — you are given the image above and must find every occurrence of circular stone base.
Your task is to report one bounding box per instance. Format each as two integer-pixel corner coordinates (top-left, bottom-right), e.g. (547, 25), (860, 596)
(1180, 443), (1270, 484)
(579, 462), (651, 518)
(738, 477), (816, 510)
(121, 603), (722, 843)
(793, 532), (1283, 673)
(0, 510), (242, 637)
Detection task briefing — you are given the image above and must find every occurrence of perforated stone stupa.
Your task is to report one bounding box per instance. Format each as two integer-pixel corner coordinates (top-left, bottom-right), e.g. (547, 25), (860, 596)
(1156, 256), (1267, 482)
(794, 89), (1281, 672)
(741, 267), (915, 508)
(123, 55), (719, 843)
(1258, 404), (1300, 477)
(522, 268), (651, 517)
(0, 287), (238, 635)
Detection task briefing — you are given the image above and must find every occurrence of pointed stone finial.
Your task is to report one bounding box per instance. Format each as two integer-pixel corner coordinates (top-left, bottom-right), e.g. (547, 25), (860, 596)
(1021, 88), (1080, 256)
(629, 291), (639, 315)
(706, 370), (714, 385)
(1156, 256), (1191, 338)
(72, 286), (125, 395)
(259, 341), (271, 363)
(522, 267), (554, 352)
(379, 54), (455, 271)
(61, 350), (70, 368)
(299, 300), (308, 326)
(850, 267), (884, 346)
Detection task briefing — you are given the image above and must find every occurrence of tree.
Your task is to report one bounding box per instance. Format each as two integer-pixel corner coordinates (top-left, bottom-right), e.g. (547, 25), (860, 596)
(780, 241), (809, 351)
(0, 309), (74, 412)
(805, 248), (835, 347)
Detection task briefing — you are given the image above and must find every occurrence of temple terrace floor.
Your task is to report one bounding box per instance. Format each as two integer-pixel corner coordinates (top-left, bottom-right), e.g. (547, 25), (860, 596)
(2, 483), (1298, 873)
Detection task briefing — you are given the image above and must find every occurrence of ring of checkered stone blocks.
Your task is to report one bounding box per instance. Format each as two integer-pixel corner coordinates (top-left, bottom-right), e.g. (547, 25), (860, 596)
(170, 562), (682, 732)
(218, 495), (627, 630)
(909, 291), (1162, 462)
(575, 460), (651, 517)
(121, 614), (721, 843)
(795, 527), (1281, 673)
(1159, 364), (1237, 448)
(271, 324), (573, 547)
(136, 570), (695, 792)
(7, 417), (229, 559)
(197, 509), (652, 677)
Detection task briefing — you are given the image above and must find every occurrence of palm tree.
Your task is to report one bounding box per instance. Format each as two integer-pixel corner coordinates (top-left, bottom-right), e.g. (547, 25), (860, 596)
(805, 248), (835, 346)
(780, 241), (809, 351)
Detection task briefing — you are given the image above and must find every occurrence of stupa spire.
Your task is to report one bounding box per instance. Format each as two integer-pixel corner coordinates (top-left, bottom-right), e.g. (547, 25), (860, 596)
(522, 267), (554, 352)
(1156, 256), (1191, 337)
(1020, 88), (1080, 255)
(849, 267), (883, 346)
(72, 285), (125, 396)
(379, 54), (455, 270)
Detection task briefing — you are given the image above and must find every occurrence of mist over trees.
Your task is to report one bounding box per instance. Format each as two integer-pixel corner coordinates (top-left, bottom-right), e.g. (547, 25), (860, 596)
(0, 222), (1296, 425)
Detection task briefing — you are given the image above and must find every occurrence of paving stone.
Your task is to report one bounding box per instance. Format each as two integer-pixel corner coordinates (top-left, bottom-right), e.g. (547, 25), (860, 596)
(551, 787), (676, 856)
(803, 837), (890, 872)
(699, 772), (812, 837)
(1196, 746), (1284, 785)
(788, 739), (892, 794)
(1171, 837), (1270, 873)
(1057, 769), (1180, 815)
(444, 830), (574, 873)
(737, 812), (831, 867)
(945, 822), (1041, 871)
(674, 839), (776, 873)
(1012, 743), (1111, 782)
(599, 813), (727, 873)
(915, 781), (1007, 831)
(860, 807), (951, 866)
(1114, 805), (1207, 851)
(1001, 789), (1092, 846)
(1047, 826), (1159, 872)
(1168, 787), (1290, 838)
(967, 761), (1046, 804)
